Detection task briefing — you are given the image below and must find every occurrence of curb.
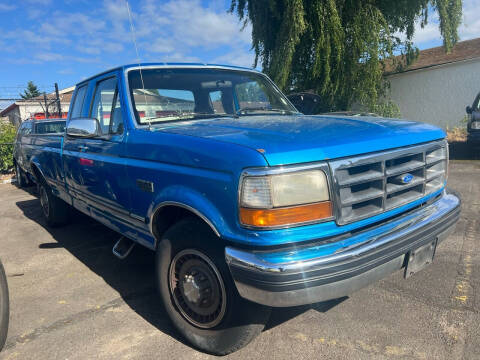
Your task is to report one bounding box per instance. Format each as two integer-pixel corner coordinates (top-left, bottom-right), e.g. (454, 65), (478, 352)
(0, 178), (16, 185)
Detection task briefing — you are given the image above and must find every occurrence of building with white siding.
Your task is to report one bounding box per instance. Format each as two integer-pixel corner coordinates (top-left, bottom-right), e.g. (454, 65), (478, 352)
(0, 86), (74, 127)
(386, 38), (480, 129)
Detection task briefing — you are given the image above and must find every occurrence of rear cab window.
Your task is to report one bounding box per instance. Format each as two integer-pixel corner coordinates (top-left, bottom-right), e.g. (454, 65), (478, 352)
(35, 121), (66, 134)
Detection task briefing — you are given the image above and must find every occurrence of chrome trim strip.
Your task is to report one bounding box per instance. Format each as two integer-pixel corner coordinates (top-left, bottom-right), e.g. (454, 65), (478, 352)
(225, 190), (459, 275)
(150, 201), (221, 248)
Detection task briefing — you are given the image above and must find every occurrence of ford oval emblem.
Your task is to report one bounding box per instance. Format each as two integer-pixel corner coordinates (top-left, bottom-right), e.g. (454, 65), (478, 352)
(401, 173), (414, 184)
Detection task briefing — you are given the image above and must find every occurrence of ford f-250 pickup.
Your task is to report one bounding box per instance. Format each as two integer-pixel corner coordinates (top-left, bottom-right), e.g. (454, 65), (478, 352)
(14, 63), (461, 355)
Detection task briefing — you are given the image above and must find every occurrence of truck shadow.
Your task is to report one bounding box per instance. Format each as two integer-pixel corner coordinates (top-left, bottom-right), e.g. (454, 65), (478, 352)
(15, 195), (346, 346)
(449, 141), (480, 160)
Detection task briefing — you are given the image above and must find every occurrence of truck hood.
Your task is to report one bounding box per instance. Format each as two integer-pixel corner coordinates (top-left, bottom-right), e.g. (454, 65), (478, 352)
(155, 115), (445, 166)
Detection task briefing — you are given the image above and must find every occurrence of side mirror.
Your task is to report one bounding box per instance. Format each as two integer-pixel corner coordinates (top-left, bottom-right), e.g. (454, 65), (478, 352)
(66, 118), (101, 138)
(466, 105), (473, 114)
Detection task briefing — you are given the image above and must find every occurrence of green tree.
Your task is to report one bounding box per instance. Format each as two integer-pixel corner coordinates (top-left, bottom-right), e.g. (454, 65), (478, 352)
(230, 0), (462, 113)
(0, 122), (16, 172)
(20, 81), (41, 100)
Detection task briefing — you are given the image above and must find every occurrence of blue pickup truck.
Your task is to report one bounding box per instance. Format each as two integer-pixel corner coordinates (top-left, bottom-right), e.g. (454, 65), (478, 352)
(14, 63), (460, 355)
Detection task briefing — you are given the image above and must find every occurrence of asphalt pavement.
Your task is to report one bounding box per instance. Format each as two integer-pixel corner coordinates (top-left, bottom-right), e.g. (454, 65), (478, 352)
(0, 160), (478, 359)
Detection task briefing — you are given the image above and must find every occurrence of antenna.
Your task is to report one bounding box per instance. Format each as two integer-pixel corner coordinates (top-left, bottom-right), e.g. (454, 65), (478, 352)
(125, 0), (151, 129)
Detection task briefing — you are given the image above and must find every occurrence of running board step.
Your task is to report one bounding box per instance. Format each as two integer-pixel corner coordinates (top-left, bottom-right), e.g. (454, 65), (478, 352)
(112, 237), (135, 259)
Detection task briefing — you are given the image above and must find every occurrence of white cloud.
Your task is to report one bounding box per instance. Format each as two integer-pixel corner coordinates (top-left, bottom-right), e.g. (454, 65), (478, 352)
(0, 4), (16, 11)
(412, 16), (442, 45)
(1, 0), (254, 67)
(58, 68), (74, 75)
(25, 0), (52, 4)
(458, 0), (480, 40)
(411, 0), (480, 47)
(35, 52), (65, 61)
(212, 49), (256, 68)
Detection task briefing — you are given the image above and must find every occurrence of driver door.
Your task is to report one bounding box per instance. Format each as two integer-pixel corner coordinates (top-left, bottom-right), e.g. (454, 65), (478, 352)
(63, 73), (130, 221)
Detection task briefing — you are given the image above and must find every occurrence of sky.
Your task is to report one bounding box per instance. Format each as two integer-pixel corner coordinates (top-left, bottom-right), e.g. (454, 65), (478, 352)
(0, 0), (479, 104)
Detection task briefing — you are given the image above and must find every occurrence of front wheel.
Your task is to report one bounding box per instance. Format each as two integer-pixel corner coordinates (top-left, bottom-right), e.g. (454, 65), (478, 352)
(0, 259), (9, 351)
(155, 218), (271, 355)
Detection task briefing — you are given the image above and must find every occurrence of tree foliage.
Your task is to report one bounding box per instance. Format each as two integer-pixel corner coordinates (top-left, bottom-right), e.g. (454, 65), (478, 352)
(230, 0), (462, 112)
(0, 122), (16, 172)
(20, 81), (41, 100)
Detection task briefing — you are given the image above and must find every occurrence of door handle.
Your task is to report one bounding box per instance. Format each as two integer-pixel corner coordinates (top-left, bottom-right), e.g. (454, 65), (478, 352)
(78, 145), (89, 152)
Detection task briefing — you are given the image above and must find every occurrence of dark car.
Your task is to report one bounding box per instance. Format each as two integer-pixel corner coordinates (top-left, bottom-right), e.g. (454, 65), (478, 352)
(0, 259), (8, 351)
(466, 92), (480, 143)
(13, 119), (66, 187)
(287, 92), (324, 114)
(287, 92), (380, 117)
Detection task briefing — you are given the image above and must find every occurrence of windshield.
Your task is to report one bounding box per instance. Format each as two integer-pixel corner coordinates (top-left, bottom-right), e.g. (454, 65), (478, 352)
(127, 68), (298, 124)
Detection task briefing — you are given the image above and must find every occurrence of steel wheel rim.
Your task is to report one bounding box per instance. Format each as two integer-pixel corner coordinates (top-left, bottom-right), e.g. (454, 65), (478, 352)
(169, 249), (227, 329)
(40, 186), (49, 218)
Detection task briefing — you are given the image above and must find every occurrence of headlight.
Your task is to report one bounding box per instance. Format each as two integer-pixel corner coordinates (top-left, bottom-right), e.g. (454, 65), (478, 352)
(239, 169), (332, 228)
(471, 121), (480, 130)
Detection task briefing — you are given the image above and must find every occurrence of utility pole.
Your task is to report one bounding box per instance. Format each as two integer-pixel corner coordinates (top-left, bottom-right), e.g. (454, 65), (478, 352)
(55, 83), (62, 117)
(43, 93), (49, 119)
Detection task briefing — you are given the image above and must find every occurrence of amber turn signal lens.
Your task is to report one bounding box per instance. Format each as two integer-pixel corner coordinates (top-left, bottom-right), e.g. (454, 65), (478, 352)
(239, 201), (333, 228)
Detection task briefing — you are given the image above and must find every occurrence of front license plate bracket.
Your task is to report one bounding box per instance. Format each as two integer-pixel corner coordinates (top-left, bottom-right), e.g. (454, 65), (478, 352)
(405, 239), (437, 278)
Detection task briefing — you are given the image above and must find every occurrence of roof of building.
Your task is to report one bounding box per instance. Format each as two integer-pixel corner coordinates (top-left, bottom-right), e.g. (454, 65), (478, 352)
(386, 37), (480, 75)
(0, 87), (74, 116)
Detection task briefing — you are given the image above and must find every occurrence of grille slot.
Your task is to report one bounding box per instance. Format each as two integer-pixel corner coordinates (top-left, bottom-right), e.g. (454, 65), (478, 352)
(330, 141), (447, 225)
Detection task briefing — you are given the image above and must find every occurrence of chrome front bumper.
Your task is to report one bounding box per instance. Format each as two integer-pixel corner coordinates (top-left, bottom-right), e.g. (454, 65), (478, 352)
(225, 190), (461, 307)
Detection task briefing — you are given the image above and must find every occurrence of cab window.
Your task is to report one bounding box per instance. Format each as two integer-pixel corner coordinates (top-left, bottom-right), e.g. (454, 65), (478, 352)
(70, 85), (87, 119)
(90, 77), (123, 136)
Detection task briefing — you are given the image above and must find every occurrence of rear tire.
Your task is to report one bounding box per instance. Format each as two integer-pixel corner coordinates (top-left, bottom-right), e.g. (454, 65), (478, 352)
(155, 218), (271, 355)
(38, 182), (69, 227)
(0, 259), (9, 351)
(15, 163), (28, 188)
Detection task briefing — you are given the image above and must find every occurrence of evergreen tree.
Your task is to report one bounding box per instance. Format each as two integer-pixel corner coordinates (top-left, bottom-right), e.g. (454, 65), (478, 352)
(20, 81), (41, 100)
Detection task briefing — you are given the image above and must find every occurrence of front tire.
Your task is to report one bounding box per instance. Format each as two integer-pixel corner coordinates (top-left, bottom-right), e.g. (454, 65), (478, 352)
(155, 218), (271, 355)
(38, 182), (69, 227)
(0, 260), (9, 351)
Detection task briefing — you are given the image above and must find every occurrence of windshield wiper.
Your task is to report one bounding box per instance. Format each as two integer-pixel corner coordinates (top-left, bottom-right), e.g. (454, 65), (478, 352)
(235, 107), (296, 115)
(141, 112), (237, 125)
(187, 112), (239, 119)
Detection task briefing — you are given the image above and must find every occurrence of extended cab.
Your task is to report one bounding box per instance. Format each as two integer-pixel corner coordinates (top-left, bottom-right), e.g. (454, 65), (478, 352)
(25, 64), (460, 355)
(13, 119), (66, 187)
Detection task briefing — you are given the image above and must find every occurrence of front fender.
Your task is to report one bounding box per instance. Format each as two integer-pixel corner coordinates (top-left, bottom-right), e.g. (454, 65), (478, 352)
(147, 185), (230, 239)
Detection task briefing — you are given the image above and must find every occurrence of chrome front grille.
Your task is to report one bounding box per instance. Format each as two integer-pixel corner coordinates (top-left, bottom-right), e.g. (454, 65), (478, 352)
(329, 140), (447, 225)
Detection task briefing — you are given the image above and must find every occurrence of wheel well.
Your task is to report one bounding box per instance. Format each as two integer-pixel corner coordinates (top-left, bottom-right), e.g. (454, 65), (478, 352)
(30, 164), (43, 184)
(151, 205), (219, 248)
